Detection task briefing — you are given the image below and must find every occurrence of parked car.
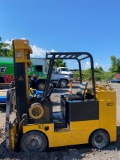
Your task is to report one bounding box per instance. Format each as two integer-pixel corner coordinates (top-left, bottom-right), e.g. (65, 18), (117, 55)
(111, 78), (120, 83)
(106, 78), (112, 83)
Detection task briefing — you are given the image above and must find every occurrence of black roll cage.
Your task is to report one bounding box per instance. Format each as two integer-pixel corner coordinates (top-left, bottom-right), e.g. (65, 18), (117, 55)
(44, 52), (96, 100)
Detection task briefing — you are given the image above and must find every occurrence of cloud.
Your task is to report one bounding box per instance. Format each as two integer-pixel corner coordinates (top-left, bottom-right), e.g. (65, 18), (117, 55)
(5, 40), (12, 45)
(3, 39), (108, 71)
(30, 45), (56, 58)
(5, 38), (26, 44)
(30, 45), (47, 58)
(4, 39), (56, 58)
(81, 61), (90, 70)
(94, 62), (99, 68)
(81, 61), (101, 70)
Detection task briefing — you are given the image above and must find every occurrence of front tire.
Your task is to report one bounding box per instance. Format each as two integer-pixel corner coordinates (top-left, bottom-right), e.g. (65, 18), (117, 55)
(59, 79), (68, 88)
(20, 131), (47, 152)
(90, 130), (109, 149)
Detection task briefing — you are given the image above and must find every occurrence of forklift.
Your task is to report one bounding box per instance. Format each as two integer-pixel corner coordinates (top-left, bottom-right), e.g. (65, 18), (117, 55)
(6, 39), (116, 152)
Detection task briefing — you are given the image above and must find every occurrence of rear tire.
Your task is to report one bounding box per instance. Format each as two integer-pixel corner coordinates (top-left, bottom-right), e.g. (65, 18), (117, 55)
(59, 79), (68, 88)
(90, 130), (109, 149)
(20, 131), (47, 152)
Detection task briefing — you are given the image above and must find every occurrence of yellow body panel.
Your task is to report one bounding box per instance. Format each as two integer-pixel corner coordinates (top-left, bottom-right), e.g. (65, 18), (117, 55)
(10, 124), (17, 150)
(22, 88), (116, 148)
(23, 121), (99, 147)
(10, 84), (116, 149)
(96, 89), (116, 141)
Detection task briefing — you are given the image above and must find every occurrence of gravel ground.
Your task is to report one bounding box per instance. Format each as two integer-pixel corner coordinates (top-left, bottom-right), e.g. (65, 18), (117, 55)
(0, 82), (120, 160)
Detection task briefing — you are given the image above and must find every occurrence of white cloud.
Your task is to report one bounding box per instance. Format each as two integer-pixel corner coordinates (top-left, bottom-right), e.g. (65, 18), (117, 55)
(94, 62), (99, 68)
(4, 39), (108, 70)
(20, 38), (27, 40)
(86, 61), (91, 69)
(4, 39), (56, 58)
(81, 61), (91, 70)
(30, 45), (56, 58)
(5, 39), (12, 45)
(81, 61), (101, 70)
(30, 45), (47, 58)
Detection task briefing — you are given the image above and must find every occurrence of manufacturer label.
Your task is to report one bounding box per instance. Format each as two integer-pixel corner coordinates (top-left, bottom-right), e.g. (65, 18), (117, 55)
(107, 102), (114, 106)
(0, 67), (6, 73)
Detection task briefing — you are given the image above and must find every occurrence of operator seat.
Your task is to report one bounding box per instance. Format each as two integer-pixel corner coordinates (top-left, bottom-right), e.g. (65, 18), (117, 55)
(61, 82), (88, 100)
(76, 82), (88, 99)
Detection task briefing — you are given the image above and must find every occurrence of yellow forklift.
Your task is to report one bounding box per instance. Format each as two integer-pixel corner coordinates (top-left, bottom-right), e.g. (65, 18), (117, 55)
(6, 39), (116, 152)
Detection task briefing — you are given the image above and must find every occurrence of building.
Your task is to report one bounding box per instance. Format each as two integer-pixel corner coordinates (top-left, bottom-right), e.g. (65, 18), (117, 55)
(0, 57), (46, 72)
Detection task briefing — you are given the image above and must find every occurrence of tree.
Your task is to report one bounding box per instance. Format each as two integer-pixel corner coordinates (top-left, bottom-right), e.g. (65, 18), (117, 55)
(54, 59), (66, 67)
(99, 66), (104, 71)
(109, 55), (120, 73)
(0, 37), (13, 57)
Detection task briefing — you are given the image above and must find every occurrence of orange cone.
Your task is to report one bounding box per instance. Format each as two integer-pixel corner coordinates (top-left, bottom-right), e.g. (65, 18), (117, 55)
(69, 81), (72, 94)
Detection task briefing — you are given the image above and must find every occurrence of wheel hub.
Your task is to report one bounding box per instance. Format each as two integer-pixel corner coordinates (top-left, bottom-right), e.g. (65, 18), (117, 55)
(25, 135), (42, 151)
(95, 135), (103, 143)
(61, 81), (66, 87)
(30, 139), (38, 147)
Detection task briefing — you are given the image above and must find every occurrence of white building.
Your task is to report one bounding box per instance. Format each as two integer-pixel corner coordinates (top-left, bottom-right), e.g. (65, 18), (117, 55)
(0, 57), (46, 72)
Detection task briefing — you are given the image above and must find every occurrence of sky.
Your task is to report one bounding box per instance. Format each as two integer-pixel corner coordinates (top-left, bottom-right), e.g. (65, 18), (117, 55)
(0, 0), (120, 71)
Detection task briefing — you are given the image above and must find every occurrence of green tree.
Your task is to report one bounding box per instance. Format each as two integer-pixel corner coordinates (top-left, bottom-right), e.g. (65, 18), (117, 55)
(54, 59), (66, 67)
(99, 66), (104, 71)
(109, 55), (120, 73)
(0, 37), (13, 57)
(74, 67), (111, 81)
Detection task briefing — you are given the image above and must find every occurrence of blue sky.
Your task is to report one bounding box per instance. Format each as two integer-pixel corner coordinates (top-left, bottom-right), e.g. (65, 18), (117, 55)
(0, 0), (120, 71)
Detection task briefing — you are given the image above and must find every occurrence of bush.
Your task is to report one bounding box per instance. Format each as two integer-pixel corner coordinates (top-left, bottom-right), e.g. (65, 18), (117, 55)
(73, 70), (115, 82)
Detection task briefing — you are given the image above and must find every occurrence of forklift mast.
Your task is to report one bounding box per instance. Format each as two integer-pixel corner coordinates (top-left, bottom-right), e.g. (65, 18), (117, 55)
(12, 40), (32, 122)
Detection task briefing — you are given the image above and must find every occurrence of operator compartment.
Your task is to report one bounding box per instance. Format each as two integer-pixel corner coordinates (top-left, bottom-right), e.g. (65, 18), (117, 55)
(52, 81), (88, 129)
(52, 81), (98, 131)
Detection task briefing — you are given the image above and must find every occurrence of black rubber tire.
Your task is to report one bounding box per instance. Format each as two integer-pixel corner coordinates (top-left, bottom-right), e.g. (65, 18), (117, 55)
(90, 130), (109, 149)
(59, 79), (68, 88)
(20, 131), (47, 152)
(36, 81), (45, 91)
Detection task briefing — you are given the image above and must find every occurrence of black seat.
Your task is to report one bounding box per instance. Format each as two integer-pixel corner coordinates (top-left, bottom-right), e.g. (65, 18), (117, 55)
(76, 82), (88, 97)
(61, 82), (88, 100)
